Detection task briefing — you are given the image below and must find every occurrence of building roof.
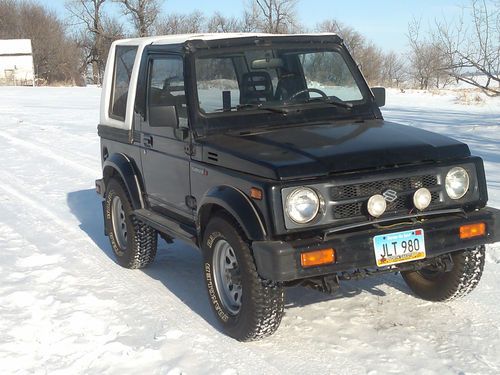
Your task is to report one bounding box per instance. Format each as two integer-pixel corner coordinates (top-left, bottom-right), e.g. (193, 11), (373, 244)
(0, 39), (32, 56)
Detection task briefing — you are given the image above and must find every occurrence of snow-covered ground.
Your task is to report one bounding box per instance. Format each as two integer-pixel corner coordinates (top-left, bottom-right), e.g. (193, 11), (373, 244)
(0, 86), (499, 374)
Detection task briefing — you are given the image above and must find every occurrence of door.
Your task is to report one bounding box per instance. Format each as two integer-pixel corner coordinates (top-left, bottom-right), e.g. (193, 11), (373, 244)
(139, 54), (192, 219)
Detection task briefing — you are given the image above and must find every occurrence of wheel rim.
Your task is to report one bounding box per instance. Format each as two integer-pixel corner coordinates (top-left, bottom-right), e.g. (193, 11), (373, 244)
(111, 195), (127, 251)
(212, 239), (242, 315)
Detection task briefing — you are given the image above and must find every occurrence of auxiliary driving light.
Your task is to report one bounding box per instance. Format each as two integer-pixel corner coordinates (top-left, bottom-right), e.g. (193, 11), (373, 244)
(413, 187), (432, 210)
(367, 194), (387, 218)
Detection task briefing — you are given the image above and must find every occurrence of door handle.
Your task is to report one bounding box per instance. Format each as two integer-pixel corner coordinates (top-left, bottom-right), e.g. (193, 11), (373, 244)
(143, 135), (153, 148)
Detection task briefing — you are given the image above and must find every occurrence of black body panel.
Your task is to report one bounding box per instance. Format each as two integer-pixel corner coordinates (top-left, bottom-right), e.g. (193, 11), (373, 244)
(102, 152), (145, 209)
(135, 52), (193, 220)
(197, 185), (267, 241)
(199, 120), (470, 180)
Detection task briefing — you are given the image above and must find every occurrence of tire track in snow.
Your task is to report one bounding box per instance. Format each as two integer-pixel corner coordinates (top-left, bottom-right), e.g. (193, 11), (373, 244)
(0, 131), (96, 176)
(0, 173), (200, 322)
(1, 126), (100, 167)
(0, 173), (284, 374)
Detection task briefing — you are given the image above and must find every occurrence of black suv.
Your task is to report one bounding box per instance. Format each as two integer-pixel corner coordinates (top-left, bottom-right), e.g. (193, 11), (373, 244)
(96, 33), (500, 341)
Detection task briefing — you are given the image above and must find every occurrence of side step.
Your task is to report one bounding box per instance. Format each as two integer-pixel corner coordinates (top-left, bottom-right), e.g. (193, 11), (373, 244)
(133, 208), (197, 244)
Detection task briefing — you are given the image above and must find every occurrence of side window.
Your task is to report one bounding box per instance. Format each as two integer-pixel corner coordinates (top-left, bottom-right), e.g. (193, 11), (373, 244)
(110, 46), (138, 120)
(148, 56), (187, 128)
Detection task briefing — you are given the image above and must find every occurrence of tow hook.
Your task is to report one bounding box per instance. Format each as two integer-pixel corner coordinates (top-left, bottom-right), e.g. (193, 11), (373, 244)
(303, 275), (340, 294)
(440, 254), (454, 272)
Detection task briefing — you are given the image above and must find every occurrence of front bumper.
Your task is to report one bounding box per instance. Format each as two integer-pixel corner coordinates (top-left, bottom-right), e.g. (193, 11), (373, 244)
(252, 207), (500, 282)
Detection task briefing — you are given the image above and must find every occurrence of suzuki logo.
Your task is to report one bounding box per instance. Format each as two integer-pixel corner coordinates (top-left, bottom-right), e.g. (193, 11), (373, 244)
(383, 189), (398, 202)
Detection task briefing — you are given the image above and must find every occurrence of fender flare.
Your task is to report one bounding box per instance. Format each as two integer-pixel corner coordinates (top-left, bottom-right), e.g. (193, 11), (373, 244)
(102, 153), (145, 209)
(198, 186), (267, 241)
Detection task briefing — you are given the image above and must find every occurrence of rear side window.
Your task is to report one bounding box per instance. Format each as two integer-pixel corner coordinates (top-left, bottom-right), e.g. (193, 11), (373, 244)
(110, 46), (138, 121)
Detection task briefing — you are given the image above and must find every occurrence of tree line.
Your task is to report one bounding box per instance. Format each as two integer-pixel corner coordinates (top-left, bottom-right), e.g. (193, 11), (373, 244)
(0, 0), (498, 94)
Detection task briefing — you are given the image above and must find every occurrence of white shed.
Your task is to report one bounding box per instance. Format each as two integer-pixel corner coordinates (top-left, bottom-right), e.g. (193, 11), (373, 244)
(0, 39), (34, 86)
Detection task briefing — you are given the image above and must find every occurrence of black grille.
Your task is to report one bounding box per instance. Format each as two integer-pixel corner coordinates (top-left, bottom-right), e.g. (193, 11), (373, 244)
(331, 175), (438, 201)
(334, 202), (363, 219)
(331, 175), (441, 220)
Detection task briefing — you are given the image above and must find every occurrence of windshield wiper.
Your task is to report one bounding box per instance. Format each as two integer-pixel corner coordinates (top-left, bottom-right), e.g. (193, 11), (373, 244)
(214, 103), (255, 112)
(300, 97), (354, 109)
(214, 103), (288, 114)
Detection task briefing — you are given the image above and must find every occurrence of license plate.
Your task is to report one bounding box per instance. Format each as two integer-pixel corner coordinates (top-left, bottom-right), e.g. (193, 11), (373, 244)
(373, 229), (426, 267)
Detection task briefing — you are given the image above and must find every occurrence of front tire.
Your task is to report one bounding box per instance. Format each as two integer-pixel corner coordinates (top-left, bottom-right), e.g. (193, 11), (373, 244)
(401, 246), (485, 301)
(105, 178), (157, 269)
(202, 214), (285, 341)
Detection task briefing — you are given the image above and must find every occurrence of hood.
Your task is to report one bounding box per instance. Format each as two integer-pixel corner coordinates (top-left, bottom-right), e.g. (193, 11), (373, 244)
(199, 120), (470, 180)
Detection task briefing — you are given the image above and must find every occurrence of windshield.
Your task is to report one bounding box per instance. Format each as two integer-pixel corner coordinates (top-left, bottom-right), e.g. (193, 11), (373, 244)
(195, 47), (365, 115)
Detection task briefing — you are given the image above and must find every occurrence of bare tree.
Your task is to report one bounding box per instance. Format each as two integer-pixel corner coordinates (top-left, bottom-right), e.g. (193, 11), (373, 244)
(207, 12), (241, 33)
(115, 0), (161, 37)
(357, 44), (385, 85)
(407, 19), (450, 89)
(66, 0), (123, 84)
(241, 2), (261, 32)
(155, 11), (205, 34)
(381, 51), (407, 88)
(433, 0), (500, 94)
(1, 1), (82, 84)
(155, 13), (184, 35)
(316, 19), (364, 57)
(247, 0), (300, 33)
(0, 0), (19, 37)
(316, 19), (385, 85)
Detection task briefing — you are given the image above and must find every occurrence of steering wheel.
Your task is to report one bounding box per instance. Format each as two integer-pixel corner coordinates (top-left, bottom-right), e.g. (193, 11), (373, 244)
(287, 88), (329, 102)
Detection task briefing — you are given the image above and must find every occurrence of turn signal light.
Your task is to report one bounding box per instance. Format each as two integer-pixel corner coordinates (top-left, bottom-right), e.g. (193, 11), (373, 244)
(301, 248), (336, 268)
(459, 223), (486, 239)
(250, 187), (263, 200)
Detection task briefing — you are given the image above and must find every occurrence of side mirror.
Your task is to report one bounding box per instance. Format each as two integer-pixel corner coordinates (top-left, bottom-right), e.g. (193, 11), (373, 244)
(149, 105), (179, 128)
(371, 87), (386, 107)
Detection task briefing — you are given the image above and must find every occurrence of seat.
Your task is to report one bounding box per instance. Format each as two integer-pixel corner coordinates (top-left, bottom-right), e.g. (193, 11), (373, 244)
(274, 72), (307, 101)
(156, 78), (187, 118)
(239, 72), (274, 105)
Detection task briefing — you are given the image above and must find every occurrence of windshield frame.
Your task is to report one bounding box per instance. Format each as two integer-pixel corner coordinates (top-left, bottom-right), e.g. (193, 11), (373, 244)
(187, 40), (376, 137)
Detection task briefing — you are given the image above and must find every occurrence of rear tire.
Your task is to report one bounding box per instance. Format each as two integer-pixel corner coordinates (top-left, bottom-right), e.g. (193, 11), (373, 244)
(105, 178), (157, 269)
(401, 246), (485, 301)
(202, 214), (285, 341)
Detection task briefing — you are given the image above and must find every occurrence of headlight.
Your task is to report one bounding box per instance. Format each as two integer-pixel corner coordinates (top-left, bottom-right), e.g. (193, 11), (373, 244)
(445, 167), (470, 199)
(285, 187), (320, 224)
